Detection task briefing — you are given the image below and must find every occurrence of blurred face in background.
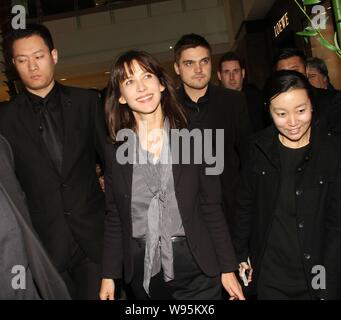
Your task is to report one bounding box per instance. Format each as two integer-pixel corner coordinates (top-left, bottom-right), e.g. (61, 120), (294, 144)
(276, 56), (306, 76)
(270, 88), (312, 148)
(307, 66), (328, 89)
(218, 60), (245, 91)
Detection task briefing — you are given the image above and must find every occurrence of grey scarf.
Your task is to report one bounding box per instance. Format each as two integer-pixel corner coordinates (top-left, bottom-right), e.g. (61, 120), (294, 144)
(136, 119), (174, 295)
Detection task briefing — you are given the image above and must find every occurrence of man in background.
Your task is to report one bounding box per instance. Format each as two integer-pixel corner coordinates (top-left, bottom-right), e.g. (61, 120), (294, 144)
(218, 52), (266, 131)
(306, 57), (335, 90)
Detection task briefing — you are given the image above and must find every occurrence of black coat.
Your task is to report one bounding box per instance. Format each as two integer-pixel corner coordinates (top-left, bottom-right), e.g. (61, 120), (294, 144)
(178, 84), (252, 225)
(102, 140), (238, 283)
(0, 85), (107, 271)
(233, 124), (341, 299)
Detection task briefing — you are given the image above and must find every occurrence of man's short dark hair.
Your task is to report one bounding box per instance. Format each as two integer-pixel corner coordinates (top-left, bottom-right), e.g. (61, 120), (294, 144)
(218, 52), (244, 71)
(5, 23), (54, 58)
(273, 48), (306, 67)
(174, 33), (212, 63)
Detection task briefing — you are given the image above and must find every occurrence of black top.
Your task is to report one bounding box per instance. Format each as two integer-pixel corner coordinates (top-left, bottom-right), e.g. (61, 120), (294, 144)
(178, 85), (210, 129)
(258, 141), (309, 295)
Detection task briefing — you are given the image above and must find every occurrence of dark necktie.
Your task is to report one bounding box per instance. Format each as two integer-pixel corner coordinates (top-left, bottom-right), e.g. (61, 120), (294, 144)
(39, 101), (63, 173)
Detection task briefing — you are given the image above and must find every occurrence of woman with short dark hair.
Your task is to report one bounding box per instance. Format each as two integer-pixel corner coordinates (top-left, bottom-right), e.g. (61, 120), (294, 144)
(233, 70), (341, 300)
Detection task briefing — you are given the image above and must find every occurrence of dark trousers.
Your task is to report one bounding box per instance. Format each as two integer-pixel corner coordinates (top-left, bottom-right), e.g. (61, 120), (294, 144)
(60, 241), (101, 300)
(128, 238), (222, 300)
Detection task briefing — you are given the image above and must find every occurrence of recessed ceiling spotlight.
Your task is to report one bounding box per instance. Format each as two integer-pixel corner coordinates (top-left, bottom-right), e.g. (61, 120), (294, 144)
(60, 78), (67, 81)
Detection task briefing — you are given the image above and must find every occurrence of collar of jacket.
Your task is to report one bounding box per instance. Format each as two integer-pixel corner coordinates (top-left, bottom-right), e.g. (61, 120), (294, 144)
(178, 83), (210, 110)
(24, 82), (61, 113)
(253, 121), (321, 169)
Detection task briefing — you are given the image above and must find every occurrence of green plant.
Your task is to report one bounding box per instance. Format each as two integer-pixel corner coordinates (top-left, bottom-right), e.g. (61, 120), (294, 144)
(294, 0), (341, 58)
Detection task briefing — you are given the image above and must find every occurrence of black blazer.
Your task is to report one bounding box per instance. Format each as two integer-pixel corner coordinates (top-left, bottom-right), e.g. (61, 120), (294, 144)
(102, 139), (238, 283)
(0, 84), (107, 271)
(233, 124), (341, 299)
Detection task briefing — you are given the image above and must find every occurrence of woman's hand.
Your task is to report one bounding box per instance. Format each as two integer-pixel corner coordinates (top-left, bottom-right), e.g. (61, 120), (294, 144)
(99, 278), (115, 300)
(221, 272), (245, 300)
(239, 261), (253, 286)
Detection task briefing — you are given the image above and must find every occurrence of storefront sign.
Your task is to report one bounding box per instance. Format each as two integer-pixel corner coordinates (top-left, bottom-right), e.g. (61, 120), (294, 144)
(274, 12), (289, 37)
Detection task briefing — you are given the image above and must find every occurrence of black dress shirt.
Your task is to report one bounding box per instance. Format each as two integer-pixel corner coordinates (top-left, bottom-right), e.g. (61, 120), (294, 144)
(25, 83), (64, 173)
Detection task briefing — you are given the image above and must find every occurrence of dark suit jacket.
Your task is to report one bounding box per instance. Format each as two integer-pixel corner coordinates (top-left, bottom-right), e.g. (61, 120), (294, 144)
(0, 134), (70, 299)
(102, 140), (238, 283)
(0, 84), (107, 271)
(178, 84), (252, 226)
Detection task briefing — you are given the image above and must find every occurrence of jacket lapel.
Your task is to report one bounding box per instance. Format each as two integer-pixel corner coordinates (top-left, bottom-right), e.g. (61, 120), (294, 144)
(112, 143), (133, 191)
(17, 96), (40, 146)
(59, 85), (75, 179)
(170, 132), (183, 188)
(255, 125), (281, 169)
(122, 162), (133, 192)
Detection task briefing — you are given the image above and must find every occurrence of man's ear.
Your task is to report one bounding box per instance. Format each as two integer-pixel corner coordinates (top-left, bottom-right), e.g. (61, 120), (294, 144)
(119, 96), (127, 104)
(242, 68), (246, 80)
(51, 49), (58, 65)
(174, 62), (180, 75)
